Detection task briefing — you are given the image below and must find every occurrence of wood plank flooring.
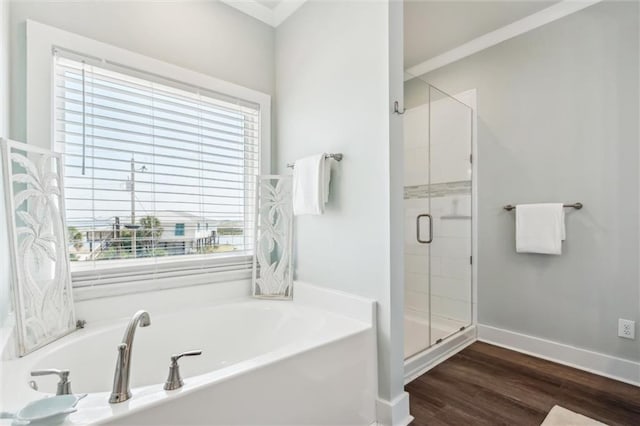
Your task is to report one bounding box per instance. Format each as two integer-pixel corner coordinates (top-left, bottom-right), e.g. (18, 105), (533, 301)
(406, 342), (640, 425)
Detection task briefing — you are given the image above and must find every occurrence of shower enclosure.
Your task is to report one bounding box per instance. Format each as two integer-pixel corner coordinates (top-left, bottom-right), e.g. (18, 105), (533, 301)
(403, 76), (474, 363)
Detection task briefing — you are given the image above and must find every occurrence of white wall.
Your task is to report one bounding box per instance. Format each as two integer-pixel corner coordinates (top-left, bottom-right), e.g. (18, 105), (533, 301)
(276, 0), (388, 297)
(0, 0), (7, 135)
(275, 0), (408, 421)
(9, 0), (275, 141)
(2, 0), (275, 325)
(0, 0), (11, 327)
(421, 1), (640, 362)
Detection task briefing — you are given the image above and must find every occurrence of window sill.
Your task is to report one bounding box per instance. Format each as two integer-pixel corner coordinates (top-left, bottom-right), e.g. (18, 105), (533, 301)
(73, 267), (252, 301)
(70, 251), (252, 274)
(71, 253), (254, 301)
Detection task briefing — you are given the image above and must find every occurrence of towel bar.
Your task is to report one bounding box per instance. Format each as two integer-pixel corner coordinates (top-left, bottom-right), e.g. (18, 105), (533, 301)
(286, 153), (343, 169)
(503, 202), (583, 211)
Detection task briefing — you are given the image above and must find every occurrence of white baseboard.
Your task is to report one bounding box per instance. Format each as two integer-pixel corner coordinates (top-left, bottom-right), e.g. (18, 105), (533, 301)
(376, 392), (413, 426)
(478, 324), (640, 387)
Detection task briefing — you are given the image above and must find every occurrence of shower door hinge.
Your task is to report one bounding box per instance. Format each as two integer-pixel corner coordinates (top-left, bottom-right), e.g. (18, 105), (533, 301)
(470, 256), (473, 265)
(469, 154), (473, 163)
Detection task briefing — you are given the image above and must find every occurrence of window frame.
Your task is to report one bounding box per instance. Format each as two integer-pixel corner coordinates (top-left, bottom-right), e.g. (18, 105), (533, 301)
(26, 20), (271, 300)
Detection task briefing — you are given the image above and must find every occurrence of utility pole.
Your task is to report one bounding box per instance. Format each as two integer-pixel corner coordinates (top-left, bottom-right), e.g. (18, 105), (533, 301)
(127, 156), (146, 258)
(130, 157), (136, 258)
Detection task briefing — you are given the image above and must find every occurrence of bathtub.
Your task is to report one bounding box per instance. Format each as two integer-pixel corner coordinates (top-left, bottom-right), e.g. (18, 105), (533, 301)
(0, 282), (377, 425)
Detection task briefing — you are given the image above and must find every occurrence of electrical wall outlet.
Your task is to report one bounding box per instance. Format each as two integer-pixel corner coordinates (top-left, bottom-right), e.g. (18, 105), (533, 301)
(618, 319), (635, 340)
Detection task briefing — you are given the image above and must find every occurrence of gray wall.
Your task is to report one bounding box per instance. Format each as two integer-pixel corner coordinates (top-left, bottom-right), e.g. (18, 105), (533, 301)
(421, 1), (640, 361)
(9, 0), (275, 141)
(276, 0), (406, 408)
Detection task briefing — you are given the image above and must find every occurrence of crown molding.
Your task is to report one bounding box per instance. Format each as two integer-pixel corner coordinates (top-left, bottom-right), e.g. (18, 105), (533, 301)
(221, 0), (307, 27)
(405, 0), (603, 80)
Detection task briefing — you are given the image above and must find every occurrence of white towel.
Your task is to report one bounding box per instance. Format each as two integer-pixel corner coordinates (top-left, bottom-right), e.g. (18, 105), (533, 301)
(515, 203), (565, 255)
(292, 154), (332, 215)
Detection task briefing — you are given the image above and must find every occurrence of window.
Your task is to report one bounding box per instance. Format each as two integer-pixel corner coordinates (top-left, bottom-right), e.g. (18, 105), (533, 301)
(54, 49), (261, 287)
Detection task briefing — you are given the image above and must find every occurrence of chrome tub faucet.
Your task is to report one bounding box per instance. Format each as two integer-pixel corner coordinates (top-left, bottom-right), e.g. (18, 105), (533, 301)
(109, 310), (151, 404)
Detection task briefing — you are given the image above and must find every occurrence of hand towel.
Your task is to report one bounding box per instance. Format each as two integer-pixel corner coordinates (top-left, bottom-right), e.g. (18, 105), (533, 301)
(292, 154), (332, 215)
(515, 203), (565, 255)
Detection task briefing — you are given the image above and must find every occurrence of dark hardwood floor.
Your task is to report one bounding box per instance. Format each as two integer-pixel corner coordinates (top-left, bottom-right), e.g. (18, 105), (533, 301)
(406, 342), (640, 426)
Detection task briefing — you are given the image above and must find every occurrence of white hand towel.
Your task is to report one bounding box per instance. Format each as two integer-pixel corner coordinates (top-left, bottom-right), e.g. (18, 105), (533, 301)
(515, 203), (565, 255)
(292, 154), (332, 216)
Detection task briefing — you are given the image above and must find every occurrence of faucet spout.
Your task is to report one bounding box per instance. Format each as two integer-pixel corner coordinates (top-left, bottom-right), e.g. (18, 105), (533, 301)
(109, 310), (151, 403)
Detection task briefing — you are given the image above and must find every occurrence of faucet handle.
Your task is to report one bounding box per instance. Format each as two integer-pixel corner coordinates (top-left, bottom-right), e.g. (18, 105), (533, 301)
(31, 369), (72, 395)
(170, 350), (202, 363)
(31, 368), (69, 379)
(164, 350), (202, 391)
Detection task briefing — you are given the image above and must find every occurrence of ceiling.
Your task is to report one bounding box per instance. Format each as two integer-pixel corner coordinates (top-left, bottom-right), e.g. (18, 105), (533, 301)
(255, 0), (284, 10)
(220, 0), (306, 27)
(404, 0), (558, 68)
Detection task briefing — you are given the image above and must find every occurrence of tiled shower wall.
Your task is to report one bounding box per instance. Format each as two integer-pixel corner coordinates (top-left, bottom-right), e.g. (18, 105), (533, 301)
(403, 95), (472, 329)
(404, 187), (471, 326)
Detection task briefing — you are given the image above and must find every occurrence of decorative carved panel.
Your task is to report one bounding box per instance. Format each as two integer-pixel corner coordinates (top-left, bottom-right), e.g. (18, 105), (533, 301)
(1, 139), (76, 355)
(252, 175), (293, 299)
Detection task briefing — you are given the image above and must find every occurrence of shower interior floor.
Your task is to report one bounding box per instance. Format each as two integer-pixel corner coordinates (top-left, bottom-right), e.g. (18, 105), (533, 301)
(404, 314), (468, 359)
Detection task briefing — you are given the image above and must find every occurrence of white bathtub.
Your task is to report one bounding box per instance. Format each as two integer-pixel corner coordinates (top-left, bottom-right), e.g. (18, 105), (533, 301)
(0, 282), (377, 425)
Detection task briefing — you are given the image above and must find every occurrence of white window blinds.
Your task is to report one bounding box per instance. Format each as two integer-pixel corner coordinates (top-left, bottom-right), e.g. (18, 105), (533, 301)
(54, 49), (260, 287)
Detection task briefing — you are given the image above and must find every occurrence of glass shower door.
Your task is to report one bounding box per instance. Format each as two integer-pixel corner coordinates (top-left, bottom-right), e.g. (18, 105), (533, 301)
(427, 85), (473, 344)
(403, 77), (473, 360)
(403, 77), (431, 358)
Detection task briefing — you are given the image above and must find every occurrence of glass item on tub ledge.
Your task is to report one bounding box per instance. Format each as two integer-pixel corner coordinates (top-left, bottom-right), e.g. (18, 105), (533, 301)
(1, 139), (76, 356)
(252, 175), (293, 300)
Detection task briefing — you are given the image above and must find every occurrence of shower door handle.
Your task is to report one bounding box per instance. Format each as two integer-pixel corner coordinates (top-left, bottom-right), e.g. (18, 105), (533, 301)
(416, 214), (433, 244)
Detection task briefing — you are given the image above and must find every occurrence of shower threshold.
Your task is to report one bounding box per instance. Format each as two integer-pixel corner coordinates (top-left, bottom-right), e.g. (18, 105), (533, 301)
(403, 321), (477, 384)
